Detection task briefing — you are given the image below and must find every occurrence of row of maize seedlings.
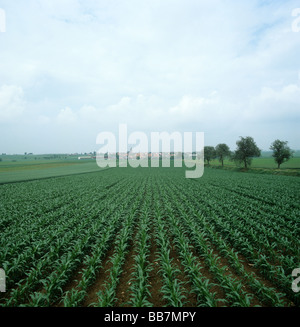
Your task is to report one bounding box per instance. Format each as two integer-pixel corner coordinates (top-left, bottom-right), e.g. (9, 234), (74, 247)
(163, 179), (267, 306)
(152, 194), (186, 307)
(213, 178), (299, 226)
(93, 180), (147, 307)
(28, 232), (96, 306)
(179, 184), (299, 306)
(202, 183), (299, 262)
(154, 181), (219, 307)
(169, 181), (288, 306)
(0, 175), (123, 288)
(169, 182), (288, 306)
(0, 179), (88, 258)
(175, 178), (299, 305)
(1, 176), (133, 306)
(216, 216), (299, 307)
(0, 171), (121, 261)
(220, 184), (299, 239)
(127, 194), (152, 307)
(2, 215), (96, 307)
(30, 178), (142, 307)
(165, 202), (252, 306)
(1, 201), (78, 282)
(209, 210), (298, 305)
(61, 179), (144, 307)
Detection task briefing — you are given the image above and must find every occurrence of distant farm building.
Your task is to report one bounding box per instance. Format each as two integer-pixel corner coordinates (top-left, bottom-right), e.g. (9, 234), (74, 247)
(78, 156), (93, 160)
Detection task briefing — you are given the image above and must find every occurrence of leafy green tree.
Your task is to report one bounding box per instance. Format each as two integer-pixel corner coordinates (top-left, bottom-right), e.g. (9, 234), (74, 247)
(233, 136), (261, 169)
(204, 146), (216, 165)
(270, 140), (293, 169)
(215, 143), (231, 167)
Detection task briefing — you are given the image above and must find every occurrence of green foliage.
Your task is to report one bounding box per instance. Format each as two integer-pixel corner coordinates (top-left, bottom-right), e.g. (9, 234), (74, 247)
(215, 143), (231, 167)
(233, 136), (261, 169)
(204, 146), (216, 165)
(270, 140), (294, 169)
(0, 166), (299, 308)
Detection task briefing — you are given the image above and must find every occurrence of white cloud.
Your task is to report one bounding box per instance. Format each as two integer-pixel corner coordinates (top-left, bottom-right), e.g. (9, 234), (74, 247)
(245, 83), (300, 122)
(260, 84), (300, 104)
(0, 0), (300, 153)
(37, 115), (51, 125)
(0, 85), (25, 122)
(56, 106), (77, 125)
(169, 94), (218, 118)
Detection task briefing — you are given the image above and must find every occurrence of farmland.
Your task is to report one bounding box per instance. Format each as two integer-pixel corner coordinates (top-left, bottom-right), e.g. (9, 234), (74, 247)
(208, 156), (300, 177)
(0, 155), (103, 184)
(0, 165), (299, 307)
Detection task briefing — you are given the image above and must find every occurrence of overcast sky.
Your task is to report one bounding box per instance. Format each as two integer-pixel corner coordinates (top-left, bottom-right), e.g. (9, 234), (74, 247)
(0, 0), (300, 154)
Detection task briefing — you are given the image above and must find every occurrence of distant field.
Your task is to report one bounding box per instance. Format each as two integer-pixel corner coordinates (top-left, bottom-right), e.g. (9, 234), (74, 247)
(209, 157), (300, 170)
(0, 155), (104, 184)
(1, 153), (300, 183)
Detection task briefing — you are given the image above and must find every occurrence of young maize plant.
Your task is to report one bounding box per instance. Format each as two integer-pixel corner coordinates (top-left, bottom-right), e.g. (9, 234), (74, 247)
(127, 198), (152, 307)
(153, 202), (186, 307)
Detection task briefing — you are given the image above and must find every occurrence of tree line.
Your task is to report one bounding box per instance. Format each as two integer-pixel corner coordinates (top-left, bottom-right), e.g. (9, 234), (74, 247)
(204, 137), (294, 169)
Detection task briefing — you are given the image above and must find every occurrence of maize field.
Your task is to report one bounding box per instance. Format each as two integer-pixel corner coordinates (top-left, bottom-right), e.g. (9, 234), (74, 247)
(0, 166), (299, 307)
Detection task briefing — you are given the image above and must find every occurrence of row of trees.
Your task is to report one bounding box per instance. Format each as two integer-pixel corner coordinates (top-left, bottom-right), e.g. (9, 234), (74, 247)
(204, 137), (294, 169)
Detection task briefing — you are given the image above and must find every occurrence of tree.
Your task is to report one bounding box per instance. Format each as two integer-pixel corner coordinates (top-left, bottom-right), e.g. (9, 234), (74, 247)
(270, 140), (293, 169)
(233, 136), (261, 169)
(204, 146), (216, 165)
(215, 143), (231, 167)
